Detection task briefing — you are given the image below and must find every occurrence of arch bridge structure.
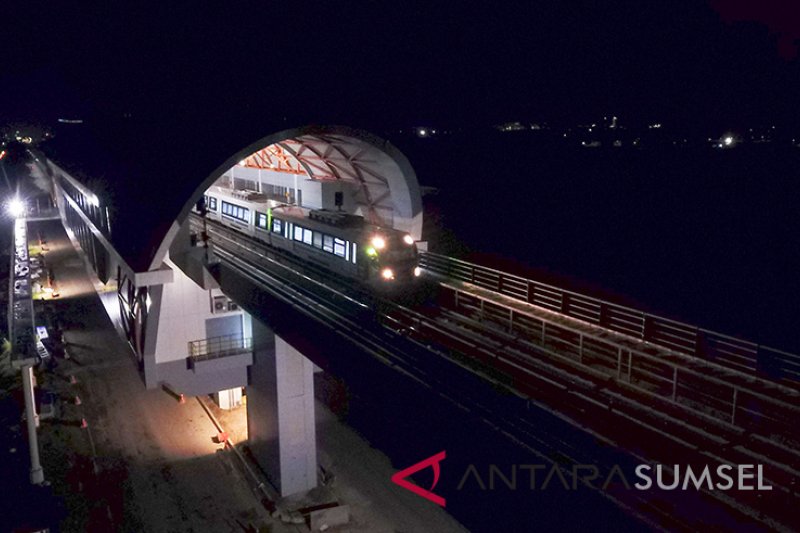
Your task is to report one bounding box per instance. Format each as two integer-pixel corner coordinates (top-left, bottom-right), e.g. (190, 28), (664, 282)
(35, 123), (424, 497)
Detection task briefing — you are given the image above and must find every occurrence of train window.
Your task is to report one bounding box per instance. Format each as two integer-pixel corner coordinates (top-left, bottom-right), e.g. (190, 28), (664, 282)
(303, 228), (313, 245)
(272, 219), (282, 234)
(351, 242), (358, 264)
(334, 238), (346, 258)
(208, 197), (217, 211)
(221, 201), (249, 223)
(294, 225), (303, 241)
(256, 212), (268, 229)
(323, 235), (334, 253)
(313, 232), (323, 249)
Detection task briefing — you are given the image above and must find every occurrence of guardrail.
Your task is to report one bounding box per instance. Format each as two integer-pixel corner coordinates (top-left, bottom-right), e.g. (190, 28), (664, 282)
(420, 252), (800, 383)
(188, 334), (252, 362)
(447, 288), (800, 435)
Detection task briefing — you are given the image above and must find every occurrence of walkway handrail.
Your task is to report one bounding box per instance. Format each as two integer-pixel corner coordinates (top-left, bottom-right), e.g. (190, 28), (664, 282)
(188, 334), (253, 362)
(420, 252), (800, 382)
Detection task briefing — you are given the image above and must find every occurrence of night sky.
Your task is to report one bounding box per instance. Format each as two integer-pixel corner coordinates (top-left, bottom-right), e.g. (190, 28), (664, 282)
(2, 1), (799, 130)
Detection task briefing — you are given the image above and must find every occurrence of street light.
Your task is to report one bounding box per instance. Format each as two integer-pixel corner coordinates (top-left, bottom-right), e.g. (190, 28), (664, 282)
(7, 197), (25, 218)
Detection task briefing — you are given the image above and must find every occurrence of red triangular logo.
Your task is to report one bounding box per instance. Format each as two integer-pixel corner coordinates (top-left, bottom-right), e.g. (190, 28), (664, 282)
(391, 450), (446, 507)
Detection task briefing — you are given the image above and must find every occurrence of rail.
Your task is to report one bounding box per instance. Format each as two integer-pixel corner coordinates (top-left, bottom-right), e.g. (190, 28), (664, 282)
(446, 287), (800, 434)
(420, 252), (800, 383)
(198, 215), (800, 528)
(188, 334), (253, 362)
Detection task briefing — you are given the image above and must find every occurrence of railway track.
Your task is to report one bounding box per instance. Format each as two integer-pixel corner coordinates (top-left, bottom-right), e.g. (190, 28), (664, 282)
(389, 302), (799, 529)
(439, 284), (800, 431)
(191, 214), (798, 530)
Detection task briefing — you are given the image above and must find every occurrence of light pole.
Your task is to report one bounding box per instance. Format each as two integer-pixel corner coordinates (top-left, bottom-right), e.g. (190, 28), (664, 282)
(7, 197), (45, 485)
(22, 364), (44, 484)
(0, 151), (11, 191)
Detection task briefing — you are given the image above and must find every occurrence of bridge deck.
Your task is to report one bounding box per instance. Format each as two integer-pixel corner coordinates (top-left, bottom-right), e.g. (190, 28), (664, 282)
(418, 279), (800, 528)
(444, 279), (800, 404)
(443, 280), (800, 433)
(198, 213), (800, 529)
(420, 252), (800, 385)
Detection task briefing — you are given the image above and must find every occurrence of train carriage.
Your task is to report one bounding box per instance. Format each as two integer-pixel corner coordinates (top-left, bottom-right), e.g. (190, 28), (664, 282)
(199, 186), (420, 286)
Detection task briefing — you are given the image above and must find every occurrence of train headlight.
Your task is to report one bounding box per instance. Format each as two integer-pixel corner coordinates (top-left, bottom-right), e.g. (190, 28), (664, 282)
(381, 267), (395, 280)
(371, 236), (386, 250)
(403, 234), (414, 245)
(414, 266), (422, 277)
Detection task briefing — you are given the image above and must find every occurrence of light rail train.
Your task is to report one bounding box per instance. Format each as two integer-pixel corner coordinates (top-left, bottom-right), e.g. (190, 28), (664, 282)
(197, 186), (420, 286)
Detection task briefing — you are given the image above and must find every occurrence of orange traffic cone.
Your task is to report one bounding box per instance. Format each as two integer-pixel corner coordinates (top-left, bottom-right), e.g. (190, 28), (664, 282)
(69, 375), (77, 385)
(179, 394), (186, 404)
(74, 395), (81, 406)
(80, 418), (88, 429)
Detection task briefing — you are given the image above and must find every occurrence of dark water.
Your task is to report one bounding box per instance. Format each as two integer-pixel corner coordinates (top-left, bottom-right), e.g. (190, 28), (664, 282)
(397, 132), (800, 353)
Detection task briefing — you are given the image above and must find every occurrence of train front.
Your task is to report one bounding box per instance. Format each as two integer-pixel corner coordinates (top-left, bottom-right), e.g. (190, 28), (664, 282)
(365, 231), (421, 285)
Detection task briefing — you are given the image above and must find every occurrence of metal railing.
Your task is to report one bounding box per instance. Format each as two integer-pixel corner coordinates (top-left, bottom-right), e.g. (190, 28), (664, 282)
(420, 252), (800, 383)
(447, 288), (800, 435)
(188, 334), (252, 362)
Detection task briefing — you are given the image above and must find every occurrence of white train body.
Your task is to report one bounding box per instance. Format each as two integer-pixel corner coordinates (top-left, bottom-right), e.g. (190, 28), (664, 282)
(201, 186), (420, 285)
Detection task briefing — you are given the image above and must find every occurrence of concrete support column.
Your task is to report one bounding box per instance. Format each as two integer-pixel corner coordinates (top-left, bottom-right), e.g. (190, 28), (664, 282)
(247, 320), (317, 497)
(22, 365), (44, 484)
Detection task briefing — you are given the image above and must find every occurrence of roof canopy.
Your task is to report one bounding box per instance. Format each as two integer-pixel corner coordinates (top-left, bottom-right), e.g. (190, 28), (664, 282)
(236, 131), (421, 232)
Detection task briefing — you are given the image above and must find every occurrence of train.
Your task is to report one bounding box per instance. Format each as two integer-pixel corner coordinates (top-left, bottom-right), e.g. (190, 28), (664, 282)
(198, 186), (421, 285)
